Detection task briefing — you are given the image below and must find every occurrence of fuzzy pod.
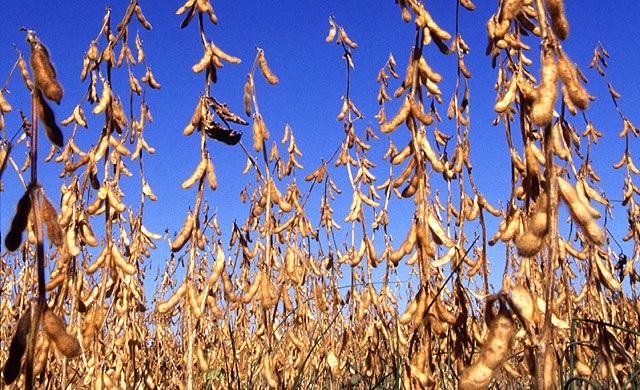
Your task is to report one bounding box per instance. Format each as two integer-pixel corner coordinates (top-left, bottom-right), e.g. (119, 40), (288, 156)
(252, 114), (268, 152)
(546, 0), (569, 40)
(557, 50), (589, 110)
(459, 299), (514, 389)
(510, 284), (535, 325)
(557, 177), (605, 245)
(243, 75), (252, 116)
(532, 50), (558, 127)
(30, 41), (63, 104)
(42, 309), (82, 358)
(515, 230), (545, 257)
(500, 0), (524, 23)
(41, 193), (63, 246)
(257, 50), (278, 85)
(528, 192), (549, 237)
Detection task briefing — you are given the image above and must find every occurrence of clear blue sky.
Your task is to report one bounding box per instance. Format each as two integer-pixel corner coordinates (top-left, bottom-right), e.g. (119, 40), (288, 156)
(1, 1), (639, 288)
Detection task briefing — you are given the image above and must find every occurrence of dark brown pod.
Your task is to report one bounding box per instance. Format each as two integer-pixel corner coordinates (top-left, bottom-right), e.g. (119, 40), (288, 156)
(203, 121), (242, 145)
(36, 90), (63, 148)
(30, 40), (63, 104)
(3, 308), (31, 385)
(5, 190), (32, 251)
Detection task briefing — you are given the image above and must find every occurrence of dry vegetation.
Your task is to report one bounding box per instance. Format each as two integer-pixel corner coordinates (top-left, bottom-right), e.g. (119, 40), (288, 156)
(1, 0), (639, 389)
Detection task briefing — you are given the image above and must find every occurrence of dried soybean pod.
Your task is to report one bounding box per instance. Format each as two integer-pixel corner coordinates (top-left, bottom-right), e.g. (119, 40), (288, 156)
(460, 0), (476, 10)
(427, 213), (455, 248)
(112, 245), (136, 275)
(170, 212), (194, 252)
(42, 309), (82, 358)
(181, 156), (208, 189)
(221, 270), (238, 302)
(528, 191), (549, 236)
(261, 352), (279, 389)
(336, 99), (349, 121)
(29, 35), (63, 104)
(79, 218), (99, 247)
(284, 247), (302, 285)
(0, 90), (11, 113)
(134, 5), (152, 30)
(557, 177), (605, 245)
(187, 284), (203, 318)
(195, 0), (218, 24)
(157, 282), (187, 313)
(206, 157), (217, 190)
(183, 97), (203, 136)
(251, 116), (264, 153)
(498, 211), (521, 243)
(85, 245), (108, 274)
(195, 344), (208, 372)
(557, 49), (589, 110)
(338, 28), (358, 49)
(409, 96), (434, 125)
(494, 76), (518, 113)
(417, 56), (442, 83)
(510, 284), (535, 325)
(192, 45), (213, 73)
(36, 89), (63, 147)
(381, 96), (410, 133)
(18, 54), (35, 90)
(257, 49), (279, 85)
(210, 245), (225, 282)
(0, 142), (11, 180)
(252, 114), (269, 152)
(391, 144), (412, 166)
(210, 42), (240, 64)
(594, 255), (622, 291)
(517, 74), (537, 103)
(141, 66), (161, 89)
(41, 192), (63, 246)
(532, 49), (558, 126)
(5, 189), (32, 251)
(459, 298), (514, 389)
(243, 75), (252, 116)
(129, 72), (143, 95)
(516, 229), (544, 257)
(546, 0), (569, 40)
(3, 308), (31, 385)
(325, 19), (337, 42)
(92, 80), (112, 115)
(241, 271), (264, 303)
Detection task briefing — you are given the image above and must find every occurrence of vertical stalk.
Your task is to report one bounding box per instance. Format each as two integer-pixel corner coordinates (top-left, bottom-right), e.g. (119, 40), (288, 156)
(534, 123), (558, 389)
(24, 81), (47, 390)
